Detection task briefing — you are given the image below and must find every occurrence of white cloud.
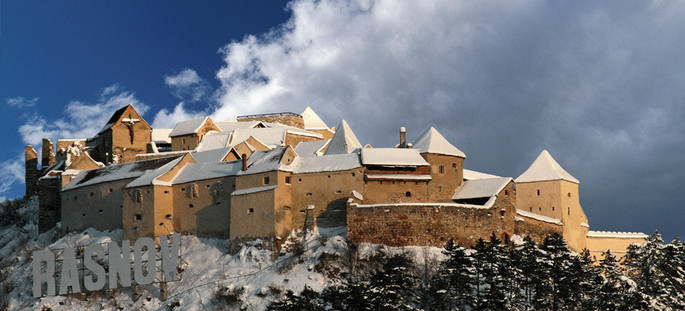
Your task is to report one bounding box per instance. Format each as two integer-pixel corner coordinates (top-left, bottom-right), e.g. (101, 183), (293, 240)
(6, 97), (38, 108)
(165, 69), (211, 103)
(151, 102), (205, 129)
(17, 84), (148, 146)
(0, 154), (25, 200)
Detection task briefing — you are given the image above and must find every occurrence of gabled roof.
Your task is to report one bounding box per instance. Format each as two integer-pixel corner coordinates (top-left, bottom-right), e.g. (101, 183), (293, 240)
(191, 147), (235, 163)
(463, 169), (501, 180)
(196, 132), (232, 151)
(515, 150), (579, 184)
(324, 120), (362, 155)
(214, 120), (262, 132)
(125, 156), (187, 188)
(291, 153), (361, 174)
(413, 127), (466, 158)
(452, 177), (512, 200)
(301, 106), (329, 130)
(294, 139), (331, 157)
(170, 161), (243, 185)
(63, 156), (182, 190)
(239, 147), (293, 175)
(360, 148), (429, 166)
(169, 117), (213, 137)
(98, 105), (130, 134)
(229, 128), (285, 148)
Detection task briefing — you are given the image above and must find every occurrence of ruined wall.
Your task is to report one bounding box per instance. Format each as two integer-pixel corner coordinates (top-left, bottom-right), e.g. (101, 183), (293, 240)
(284, 133), (323, 148)
(172, 177), (234, 238)
(238, 114), (304, 129)
(25, 146), (39, 197)
(61, 179), (131, 234)
(41, 138), (56, 168)
(290, 168), (365, 228)
(421, 153), (464, 202)
(348, 183), (517, 247)
(513, 214), (564, 245)
(38, 175), (61, 233)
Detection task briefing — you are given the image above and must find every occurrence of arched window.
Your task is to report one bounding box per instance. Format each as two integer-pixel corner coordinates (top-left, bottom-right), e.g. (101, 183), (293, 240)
(406, 191), (412, 197)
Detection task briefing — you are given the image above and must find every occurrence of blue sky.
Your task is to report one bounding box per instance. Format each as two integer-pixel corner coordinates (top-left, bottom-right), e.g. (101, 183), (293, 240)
(2, 1), (685, 240)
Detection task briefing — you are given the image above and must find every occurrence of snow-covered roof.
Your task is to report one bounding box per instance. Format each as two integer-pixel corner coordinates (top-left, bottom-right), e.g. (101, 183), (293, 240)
(413, 127), (466, 158)
(239, 147), (292, 175)
(324, 120), (362, 155)
(229, 128), (285, 148)
(291, 153), (361, 174)
(515, 209), (563, 225)
(301, 106), (329, 130)
(98, 105), (131, 134)
(125, 157), (185, 188)
(515, 150), (579, 184)
(215, 120), (262, 132)
(294, 139), (330, 157)
(63, 156), (182, 191)
(587, 231), (648, 239)
(171, 161), (243, 185)
(191, 147), (234, 163)
(169, 117), (212, 137)
(452, 177), (512, 200)
(360, 148), (429, 166)
(196, 132), (232, 151)
(463, 169), (501, 180)
(365, 174), (432, 181)
(231, 185), (278, 196)
(151, 129), (173, 143)
(261, 122), (324, 139)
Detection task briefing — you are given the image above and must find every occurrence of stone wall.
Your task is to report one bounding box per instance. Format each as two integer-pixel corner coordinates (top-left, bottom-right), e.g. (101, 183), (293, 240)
(38, 175), (61, 233)
(513, 214), (563, 244)
(238, 113), (305, 129)
(25, 146), (39, 197)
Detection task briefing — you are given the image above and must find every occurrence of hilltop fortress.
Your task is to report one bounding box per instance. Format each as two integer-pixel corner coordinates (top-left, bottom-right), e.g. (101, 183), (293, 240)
(25, 105), (646, 258)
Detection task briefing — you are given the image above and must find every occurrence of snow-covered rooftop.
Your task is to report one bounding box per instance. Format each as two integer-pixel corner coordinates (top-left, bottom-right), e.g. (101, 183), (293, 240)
(324, 120), (362, 155)
(463, 169), (501, 180)
(64, 156), (182, 191)
(413, 127), (466, 158)
(169, 117), (212, 137)
(515, 150), (579, 184)
(231, 185), (278, 196)
(229, 128), (285, 148)
(125, 157), (185, 188)
(360, 148), (429, 166)
(516, 209), (563, 225)
(151, 128), (173, 143)
(291, 153), (361, 174)
(215, 120), (261, 132)
(587, 231), (648, 239)
(294, 139), (330, 157)
(191, 147), (234, 163)
(452, 177), (512, 200)
(239, 147), (292, 175)
(301, 106), (329, 130)
(171, 161), (244, 185)
(365, 174), (432, 181)
(196, 132), (232, 151)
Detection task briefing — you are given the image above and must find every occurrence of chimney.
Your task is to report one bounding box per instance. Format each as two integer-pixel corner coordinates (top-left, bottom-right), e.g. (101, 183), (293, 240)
(241, 154), (248, 171)
(399, 127), (407, 148)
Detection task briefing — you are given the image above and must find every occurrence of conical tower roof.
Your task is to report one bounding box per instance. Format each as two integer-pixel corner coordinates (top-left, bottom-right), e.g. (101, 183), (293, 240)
(413, 127), (466, 158)
(324, 120), (362, 155)
(301, 106), (329, 130)
(515, 150), (579, 184)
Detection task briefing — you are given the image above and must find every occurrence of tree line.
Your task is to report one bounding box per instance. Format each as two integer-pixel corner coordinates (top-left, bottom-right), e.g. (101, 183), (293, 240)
(267, 232), (685, 311)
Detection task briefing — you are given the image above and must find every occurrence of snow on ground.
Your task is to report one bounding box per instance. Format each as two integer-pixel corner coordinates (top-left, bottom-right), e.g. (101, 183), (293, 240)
(1, 197), (451, 311)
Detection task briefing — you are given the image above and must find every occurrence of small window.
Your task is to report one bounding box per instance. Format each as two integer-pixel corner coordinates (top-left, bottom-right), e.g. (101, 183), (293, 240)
(568, 192), (571, 197)
(189, 204), (194, 208)
(165, 214), (172, 219)
(352, 172), (355, 177)
(247, 208), (254, 214)
(392, 181), (395, 184)
(263, 176), (270, 185)
(181, 188), (185, 191)
(328, 175), (331, 178)
(232, 184), (236, 188)
(537, 189), (540, 196)
(146, 190), (150, 194)
(90, 192), (94, 197)
(439, 165), (445, 174)
(134, 214), (142, 221)
(568, 207), (570, 215)
(164, 190), (169, 194)
(82, 213), (86, 218)
(206, 184), (211, 188)
(120, 205), (123, 209)
(439, 185), (443, 193)
(452, 163), (457, 168)
(529, 207), (532, 212)
(505, 190), (508, 196)
(299, 210), (306, 214)
(306, 193), (312, 197)
(538, 207), (542, 212)
(216, 201), (221, 205)
(99, 209), (103, 214)
(500, 210), (505, 217)
(159, 223), (164, 226)
(336, 190), (342, 194)
(406, 191), (412, 197)
(552, 206), (555, 211)
(285, 176), (291, 184)
(182, 138), (186, 144)
(108, 188), (113, 193)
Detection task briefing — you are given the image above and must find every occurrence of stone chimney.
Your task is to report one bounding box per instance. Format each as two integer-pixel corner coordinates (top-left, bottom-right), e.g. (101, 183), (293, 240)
(399, 127), (407, 148)
(242, 154), (248, 171)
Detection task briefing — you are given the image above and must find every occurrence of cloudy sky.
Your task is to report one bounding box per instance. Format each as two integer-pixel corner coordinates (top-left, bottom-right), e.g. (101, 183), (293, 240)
(2, 0), (684, 240)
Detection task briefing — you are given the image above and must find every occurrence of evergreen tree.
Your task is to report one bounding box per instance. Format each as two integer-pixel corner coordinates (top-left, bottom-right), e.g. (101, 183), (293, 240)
(624, 231), (669, 309)
(368, 253), (422, 311)
(431, 239), (475, 310)
(597, 250), (624, 311)
(658, 237), (685, 309)
(510, 236), (541, 310)
(533, 233), (573, 310)
(266, 286), (324, 311)
(565, 249), (601, 310)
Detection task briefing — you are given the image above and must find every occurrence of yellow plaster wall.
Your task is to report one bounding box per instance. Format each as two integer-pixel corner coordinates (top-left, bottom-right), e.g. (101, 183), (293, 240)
(61, 179), (131, 234)
(421, 153), (464, 202)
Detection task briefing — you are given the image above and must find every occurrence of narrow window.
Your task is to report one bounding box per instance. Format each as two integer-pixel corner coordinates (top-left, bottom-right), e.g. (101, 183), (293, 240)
(299, 210), (306, 214)
(189, 204), (194, 208)
(90, 192), (94, 197)
(439, 165), (445, 174)
(263, 176), (270, 185)
(537, 189), (540, 196)
(529, 207), (532, 212)
(134, 214), (142, 221)
(299, 178), (302, 183)
(164, 190), (169, 194)
(247, 208), (254, 214)
(539, 207), (542, 212)
(439, 185), (443, 193)
(505, 190), (508, 196)
(552, 206), (555, 211)
(335, 190), (342, 194)
(182, 138), (186, 144)
(352, 172), (355, 177)
(285, 176), (291, 184)
(568, 207), (570, 215)
(406, 191), (412, 197)
(568, 192), (571, 197)
(500, 210), (505, 217)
